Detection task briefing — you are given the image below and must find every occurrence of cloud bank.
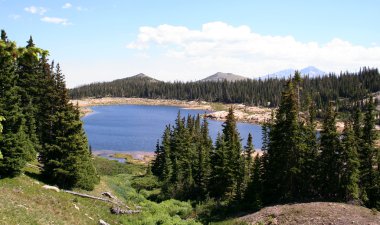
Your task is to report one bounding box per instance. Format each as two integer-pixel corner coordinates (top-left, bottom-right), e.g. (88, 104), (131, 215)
(127, 22), (380, 77)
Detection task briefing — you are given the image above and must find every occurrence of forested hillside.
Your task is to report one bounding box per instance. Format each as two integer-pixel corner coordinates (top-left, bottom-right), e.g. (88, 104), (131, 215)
(0, 30), (98, 190)
(151, 72), (380, 222)
(70, 68), (380, 110)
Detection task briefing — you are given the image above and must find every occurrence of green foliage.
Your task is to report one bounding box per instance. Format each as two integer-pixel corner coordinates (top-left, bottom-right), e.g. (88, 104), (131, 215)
(319, 103), (343, 200)
(94, 156), (145, 176)
(341, 120), (360, 202)
(0, 31), (98, 190)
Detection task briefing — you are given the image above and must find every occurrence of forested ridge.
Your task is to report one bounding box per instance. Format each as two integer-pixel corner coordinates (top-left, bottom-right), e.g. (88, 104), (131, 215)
(151, 72), (380, 222)
(70, 68), (380, 110)
(0, 30), (98, 190)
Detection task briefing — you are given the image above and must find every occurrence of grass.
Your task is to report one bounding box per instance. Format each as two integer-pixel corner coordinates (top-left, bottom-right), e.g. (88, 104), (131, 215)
(210, 103), (228, 111)
(0, 157), (200, 225)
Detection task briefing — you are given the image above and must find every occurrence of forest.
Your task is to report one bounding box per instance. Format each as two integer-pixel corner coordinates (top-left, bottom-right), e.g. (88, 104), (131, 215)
(151, 72), (380, 222)
(0, 30), (99, 190)
(70, 68), (380, 111)
(1, 30), (380, 223)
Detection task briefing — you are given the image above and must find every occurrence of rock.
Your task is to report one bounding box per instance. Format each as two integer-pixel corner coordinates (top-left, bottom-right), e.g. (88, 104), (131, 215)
(42, 185), (60, 192)
(110, 206), (141, 215)
(99, 219), (110, 225)
(101, 192), (116, 199)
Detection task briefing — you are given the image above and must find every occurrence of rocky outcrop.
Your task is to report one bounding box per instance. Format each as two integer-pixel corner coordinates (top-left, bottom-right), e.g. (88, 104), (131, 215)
(204, 106), (272, 124)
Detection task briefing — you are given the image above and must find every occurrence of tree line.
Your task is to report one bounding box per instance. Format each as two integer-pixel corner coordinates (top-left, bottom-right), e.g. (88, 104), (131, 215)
(151, 72), (380, 214)
(0, 30), (98, 190)
(70, 68), (380, 111)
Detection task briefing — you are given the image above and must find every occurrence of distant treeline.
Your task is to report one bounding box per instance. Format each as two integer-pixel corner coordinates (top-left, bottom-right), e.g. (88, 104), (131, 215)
(70, 68), (380, 110)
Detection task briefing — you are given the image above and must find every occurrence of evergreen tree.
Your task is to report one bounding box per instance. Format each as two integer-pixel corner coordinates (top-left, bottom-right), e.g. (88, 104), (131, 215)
(194, 117), (212, 200)
(300, 96), (319, 198)
(319, 103), (342, 200)
(264, 79), (306, 203)
(340, 120), (360, 202)
(0, 116), (3, 159)
(0, 37), (35, 176)
(245, 155), (263, 209)
(1, 30), (7, 42)
(209, 133), (228, 199)
(222, 107), (244, 200)
(40, 65), (99, 190)
(360, 96), (379, 207)
(244, 133), (255, 180)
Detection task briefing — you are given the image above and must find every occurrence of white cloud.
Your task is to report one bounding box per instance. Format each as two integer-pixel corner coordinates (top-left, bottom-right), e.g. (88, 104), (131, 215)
(41, 17), (71, 26)
(127, 22), (380, 77)
(9, 14), (21, 20)
(62, 3), (72, 9)
(76, 6), (87, 11)
(24, 6), (47, 15)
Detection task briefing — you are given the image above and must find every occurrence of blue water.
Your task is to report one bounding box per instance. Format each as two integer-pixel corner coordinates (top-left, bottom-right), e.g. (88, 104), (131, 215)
(82, 105), (262, 152)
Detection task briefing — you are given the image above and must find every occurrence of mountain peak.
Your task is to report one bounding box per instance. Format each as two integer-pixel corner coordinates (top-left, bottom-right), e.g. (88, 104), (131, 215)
(116, 73), (160, 82)
(260, 66), (326, 80)
(202, 72), (249, 82)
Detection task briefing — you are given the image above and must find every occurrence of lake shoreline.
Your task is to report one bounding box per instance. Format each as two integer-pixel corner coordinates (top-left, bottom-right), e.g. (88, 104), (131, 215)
(71, 97), (272, 124)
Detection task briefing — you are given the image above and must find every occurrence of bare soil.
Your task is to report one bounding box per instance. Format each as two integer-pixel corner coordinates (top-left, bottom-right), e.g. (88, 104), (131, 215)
(238, 202), (380, 225)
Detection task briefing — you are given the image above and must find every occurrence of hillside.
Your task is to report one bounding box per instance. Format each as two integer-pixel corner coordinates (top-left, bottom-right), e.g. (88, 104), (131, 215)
(113, 73), (161, 83)
(238, 202), (380, 225)
(0, 158), (200, 225)
(201, 72), (249, 82)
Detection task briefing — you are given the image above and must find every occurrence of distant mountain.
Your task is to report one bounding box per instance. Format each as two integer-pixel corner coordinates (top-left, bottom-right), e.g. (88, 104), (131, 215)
(201, 72), (249, 82)
(114, 73), (161, 83)
(260, 66), (326, 80)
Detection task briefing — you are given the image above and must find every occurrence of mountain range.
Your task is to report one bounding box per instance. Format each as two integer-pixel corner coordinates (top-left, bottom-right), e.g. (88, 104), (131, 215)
(260, 66), (326, 79)
(118, 67), (326, 84)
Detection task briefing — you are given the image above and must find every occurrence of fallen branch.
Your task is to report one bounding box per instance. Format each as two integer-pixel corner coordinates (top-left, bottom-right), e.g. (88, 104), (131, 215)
(63, 190), (117, 204)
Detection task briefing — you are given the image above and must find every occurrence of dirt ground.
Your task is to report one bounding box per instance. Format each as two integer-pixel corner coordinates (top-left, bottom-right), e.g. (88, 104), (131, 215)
(238, 202), (380, 225)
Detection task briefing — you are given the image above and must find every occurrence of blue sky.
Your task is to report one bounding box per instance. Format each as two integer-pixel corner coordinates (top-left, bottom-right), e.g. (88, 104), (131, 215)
(1, 0), (380, 87)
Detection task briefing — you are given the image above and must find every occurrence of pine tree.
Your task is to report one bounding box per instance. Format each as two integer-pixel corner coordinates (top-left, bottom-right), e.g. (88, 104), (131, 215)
(244, 133), (255, 180)
(264, 78), (306, 203)
(245, 155), (263, 209)
(194, 116), (212, 200)
(0, 116), (3, 159)
(301, 96), (319, 198)
(0, 37), (35, 176)
(360, 96), (379, 207)
(341, 120), (360, 202)
(222, 107), (244, 200)
(1, 30), (7, 42)
(209, 133), (228, 199)
(319, 103), (342, 200)
(40, 65), (99, 190)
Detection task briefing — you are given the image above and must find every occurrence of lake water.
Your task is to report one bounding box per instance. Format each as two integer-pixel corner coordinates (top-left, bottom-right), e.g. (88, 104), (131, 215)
(82, 105), (262, 153)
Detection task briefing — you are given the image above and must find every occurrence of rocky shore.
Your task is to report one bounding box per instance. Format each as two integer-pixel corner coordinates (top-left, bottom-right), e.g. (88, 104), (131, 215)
(70, 97), (272, 125)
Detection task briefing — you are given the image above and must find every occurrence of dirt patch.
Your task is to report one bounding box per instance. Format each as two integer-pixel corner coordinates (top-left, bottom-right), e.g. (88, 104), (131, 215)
(238, 202), (380, 225)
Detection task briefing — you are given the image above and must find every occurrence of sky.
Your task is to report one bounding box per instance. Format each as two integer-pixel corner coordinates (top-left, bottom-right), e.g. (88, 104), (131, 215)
(1, 0), (380, 88)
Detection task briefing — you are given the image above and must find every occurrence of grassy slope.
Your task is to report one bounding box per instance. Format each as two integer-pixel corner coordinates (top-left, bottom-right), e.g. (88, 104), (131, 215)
(0, 158), (200, 225)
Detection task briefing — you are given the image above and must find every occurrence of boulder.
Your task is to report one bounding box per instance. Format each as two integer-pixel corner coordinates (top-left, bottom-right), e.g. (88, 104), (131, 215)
(42, 185), (60, 192)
